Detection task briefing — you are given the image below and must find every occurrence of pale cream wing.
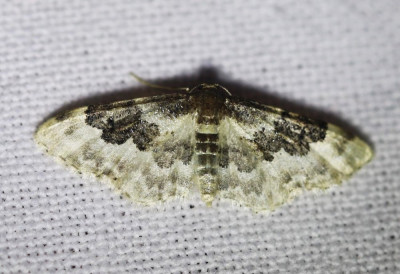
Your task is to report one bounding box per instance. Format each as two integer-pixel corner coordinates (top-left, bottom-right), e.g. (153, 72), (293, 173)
(218, 98), (373, 212)
(35, 94), (197, 205)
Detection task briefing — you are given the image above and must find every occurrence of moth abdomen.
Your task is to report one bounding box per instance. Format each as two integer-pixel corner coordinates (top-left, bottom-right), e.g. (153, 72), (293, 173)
(195, 126), (220, 205)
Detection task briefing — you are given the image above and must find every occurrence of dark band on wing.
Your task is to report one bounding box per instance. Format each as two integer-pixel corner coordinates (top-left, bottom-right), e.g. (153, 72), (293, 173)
(253, 112), (327, 162)
(224, 97), (278, 124)
(85, 99), (195, 169)
(85, 105), (160, 151)
(152, 137), (193, 168)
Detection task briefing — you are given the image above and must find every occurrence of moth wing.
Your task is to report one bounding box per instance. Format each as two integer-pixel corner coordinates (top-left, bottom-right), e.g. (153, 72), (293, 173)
(35, 94), (197, 205)
(218, 98), (373, 212)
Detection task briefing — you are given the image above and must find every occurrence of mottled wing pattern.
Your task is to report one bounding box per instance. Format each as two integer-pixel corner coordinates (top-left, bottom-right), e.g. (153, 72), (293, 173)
(218, 98), (373, 212)
(35, 94), (196, 205)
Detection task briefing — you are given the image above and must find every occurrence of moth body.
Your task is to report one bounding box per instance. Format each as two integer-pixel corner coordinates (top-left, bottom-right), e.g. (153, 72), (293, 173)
(192, 86), (226, 205)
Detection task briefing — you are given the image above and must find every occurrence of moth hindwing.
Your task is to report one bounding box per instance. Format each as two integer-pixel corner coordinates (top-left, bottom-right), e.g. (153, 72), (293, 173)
(35, 84), (373, 212)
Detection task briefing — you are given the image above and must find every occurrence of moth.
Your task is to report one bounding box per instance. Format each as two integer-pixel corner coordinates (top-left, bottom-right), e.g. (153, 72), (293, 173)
(35, 80), (373, 212)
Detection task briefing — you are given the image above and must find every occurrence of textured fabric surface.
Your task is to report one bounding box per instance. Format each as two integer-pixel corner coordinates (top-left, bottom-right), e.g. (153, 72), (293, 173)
(1, 1), (399, 273)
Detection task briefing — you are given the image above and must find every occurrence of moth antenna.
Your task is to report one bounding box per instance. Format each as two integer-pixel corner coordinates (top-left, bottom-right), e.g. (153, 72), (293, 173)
(216, 84), (232, 96)
(129, 72), (190, 92)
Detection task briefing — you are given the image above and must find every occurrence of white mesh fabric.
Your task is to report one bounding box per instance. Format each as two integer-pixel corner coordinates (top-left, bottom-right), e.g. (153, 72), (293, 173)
(1, 1), (399, 273)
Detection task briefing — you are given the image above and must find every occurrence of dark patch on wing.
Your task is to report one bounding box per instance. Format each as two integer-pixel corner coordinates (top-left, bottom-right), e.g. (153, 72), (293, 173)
(85, 105), (159, 151)
(64, 125), (77, 136)
(81, 143), (105, 169)
(152, 137), (193, 168)
(154, 98), (192, 118)
(225, 97), (279, 124)
(219, 146), (229, 168)
(280, 172), (292, 185)
(253, 130), (283, 161)
(335, 138), (348, 155)
(140, 167), (181, 200)
(231, 147), (258, 172)
(218, 140), (259, 173)
(279, 112), (327, 142)
(84, 95), (192, 151)
(55, 110), (74, 121)
(253, 112), (327, 161)
(242, 178), (263, 196)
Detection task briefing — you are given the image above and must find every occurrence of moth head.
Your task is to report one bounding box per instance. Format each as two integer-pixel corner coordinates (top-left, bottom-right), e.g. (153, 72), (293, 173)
(188, 83), (232, 97)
